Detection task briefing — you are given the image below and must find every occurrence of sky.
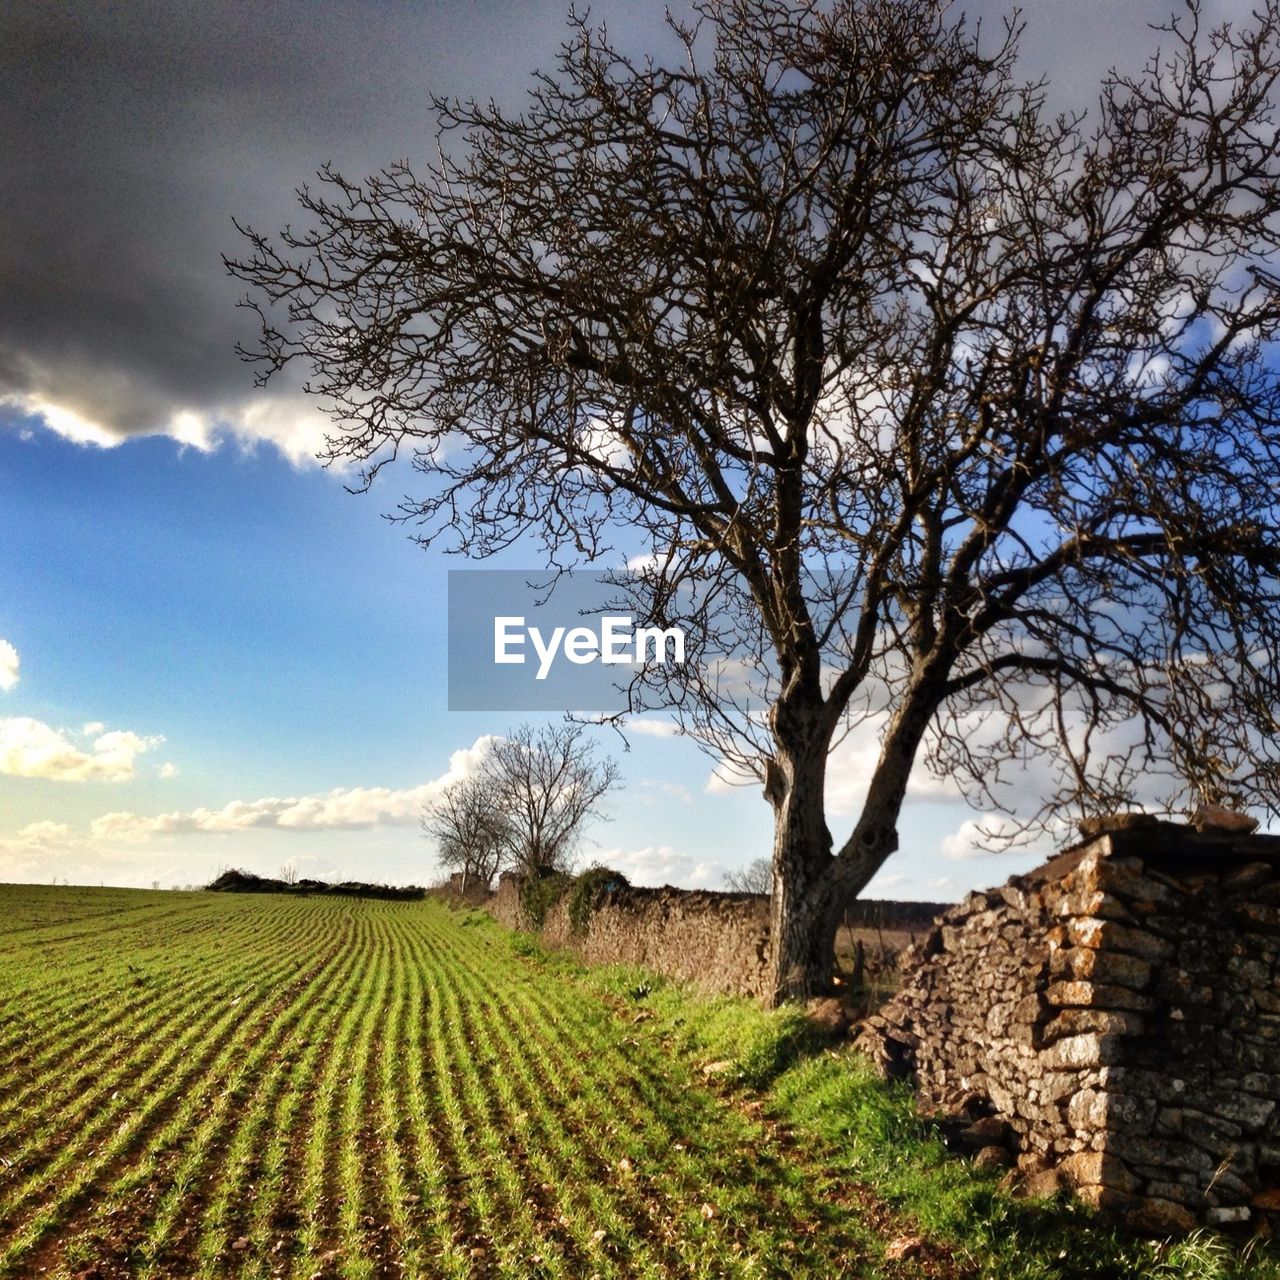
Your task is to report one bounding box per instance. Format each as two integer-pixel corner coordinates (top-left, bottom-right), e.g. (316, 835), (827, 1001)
(0, 0), (1266, 898)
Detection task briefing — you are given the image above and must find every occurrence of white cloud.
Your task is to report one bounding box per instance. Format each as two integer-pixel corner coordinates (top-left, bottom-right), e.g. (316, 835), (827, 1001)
(88, 737), (497, 841)
(3, 382), (332, 470)
(938, 815), (1053, 862)
(158, 761), (180, 779)
(863, 870), (908, 892)
(0, 640), (18, 692)
(82, 721), (105, 736)
(0, 718), (163, 782)
(705, 761), (759, 795)
(591, 843), (727, 890)
(13, 820), (72, 847)
(626, 718), (680, 738)
(0, 819), (203, 888)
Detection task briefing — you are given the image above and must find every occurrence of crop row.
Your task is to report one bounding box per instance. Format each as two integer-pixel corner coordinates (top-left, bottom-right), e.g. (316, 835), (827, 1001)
(0, 887), (873, 1278)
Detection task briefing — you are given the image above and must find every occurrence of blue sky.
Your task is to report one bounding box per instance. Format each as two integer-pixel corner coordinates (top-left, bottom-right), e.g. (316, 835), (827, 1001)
(0, 412), (1009, 895)
(3, 0), (1258, 896)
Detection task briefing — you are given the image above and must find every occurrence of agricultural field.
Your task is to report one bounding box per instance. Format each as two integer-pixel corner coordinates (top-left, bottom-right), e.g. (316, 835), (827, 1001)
(0, 884), (1273, 1280)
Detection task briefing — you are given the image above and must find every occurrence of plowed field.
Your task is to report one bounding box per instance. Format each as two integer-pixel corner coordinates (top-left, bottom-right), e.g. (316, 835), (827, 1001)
(0, 886), (910, 1279)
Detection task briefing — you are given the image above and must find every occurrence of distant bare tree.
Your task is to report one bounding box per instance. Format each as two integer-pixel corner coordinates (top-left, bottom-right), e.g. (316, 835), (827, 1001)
(231, 0), (1280, 1001)
(481, 723), (619, 878)
(278, 860), (300, 886)
(421, 774), (513, 893)
(724, 857), (773, 896)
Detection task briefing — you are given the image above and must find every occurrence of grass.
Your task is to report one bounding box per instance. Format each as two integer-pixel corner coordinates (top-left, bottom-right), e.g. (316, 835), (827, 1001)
(0, 885), (1273, 1278)
(583, 961), (1280, 1280)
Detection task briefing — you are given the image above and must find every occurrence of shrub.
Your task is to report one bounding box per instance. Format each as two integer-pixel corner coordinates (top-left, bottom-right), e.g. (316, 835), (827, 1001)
(566, 865), (629, 936)
(518, 870), (572, 929)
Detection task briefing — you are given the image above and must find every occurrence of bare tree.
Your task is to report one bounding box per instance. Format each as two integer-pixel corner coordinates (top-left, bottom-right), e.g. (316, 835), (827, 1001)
(724, 857), (773, 896)
(480, 723), (619, 877)
(421, 774), (512, 893)
(278, 860), (299, 886)
(230, 0), (1280, 1002)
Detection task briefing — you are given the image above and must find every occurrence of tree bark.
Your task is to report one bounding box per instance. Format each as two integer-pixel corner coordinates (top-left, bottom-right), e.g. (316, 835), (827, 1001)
(763, 679), (943, 1006)
(765, 723), (839, 1006)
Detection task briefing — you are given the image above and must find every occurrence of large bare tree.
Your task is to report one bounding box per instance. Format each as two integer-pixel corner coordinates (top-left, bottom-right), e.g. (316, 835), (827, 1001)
(229, 0), (1280, 1002)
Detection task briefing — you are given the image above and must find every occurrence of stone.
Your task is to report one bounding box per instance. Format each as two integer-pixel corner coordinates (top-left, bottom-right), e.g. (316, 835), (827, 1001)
(1204, 1205), (1252, 1225)
(805, 996), (850, 1037)
(884, 1236), (927, 1261)
(1205, 1094), (1276, 1130)
(1067, 1088), (1108, 1130)
(1096, 861), (1175, 903)
(1058, 1151), (1141, 1193)
(1042, 1009), (1144, 1043)
(1223, 862), (1274, 893)
(1116, 1136), (1214, 1175)
(1045, 980), (1154, 1012)
(1079, 813), (1161, 838)
(1190, 803), (1259, 834)
(1252, 1189), (1280, 1210)
(1124, 1197), (1199, 1235)
(1051, 946), (1153, 990)
(1066, 918), (1173, 962)
(1042, 1033), (1116, 1069)
(1020, 1167), (1063, 1199)
(974, 1145), (1014, 1169)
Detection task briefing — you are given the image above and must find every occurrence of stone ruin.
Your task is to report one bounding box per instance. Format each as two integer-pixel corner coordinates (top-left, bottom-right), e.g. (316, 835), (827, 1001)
(857, 817), (1280, 1235)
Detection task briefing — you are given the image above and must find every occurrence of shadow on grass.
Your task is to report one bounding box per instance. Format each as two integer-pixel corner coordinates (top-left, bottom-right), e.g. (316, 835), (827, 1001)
(582, 964), (1279, 1280)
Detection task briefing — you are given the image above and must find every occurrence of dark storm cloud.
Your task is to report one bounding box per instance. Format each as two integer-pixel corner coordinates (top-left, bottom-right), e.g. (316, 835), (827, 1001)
(1, 0), (636, 446)
(0, 0), (1261, 455)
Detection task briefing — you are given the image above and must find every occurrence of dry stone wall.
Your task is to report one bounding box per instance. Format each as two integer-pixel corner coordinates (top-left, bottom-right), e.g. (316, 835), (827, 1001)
(858, 821), (1280, 1234)
(489, 874), (772, 1000)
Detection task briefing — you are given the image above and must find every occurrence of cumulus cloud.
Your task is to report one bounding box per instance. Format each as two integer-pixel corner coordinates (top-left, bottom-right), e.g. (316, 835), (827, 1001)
(88, 738), (497, 841)
(591, 843), (728, 890)
(0, 718), (163, 781)
(0, 640), (18, 692)
(3, 382), (332, 469)
(158, 762), (180, 779)
(938, 816), (1057, 862)
(704, 715), (959, 814)
(12, 820), (72, 848)
(626, 718), (680, 738)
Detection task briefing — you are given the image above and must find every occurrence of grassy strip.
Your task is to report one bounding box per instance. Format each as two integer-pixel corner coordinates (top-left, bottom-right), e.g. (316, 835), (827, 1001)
(0, 906), (340, 1274)
(333, 913), (397, 1279)
(231, 915), (375, 1280)
(427, 920), (644, 1276)
(579, 955), (1280, 1280)
(0, 904), (235, 1060)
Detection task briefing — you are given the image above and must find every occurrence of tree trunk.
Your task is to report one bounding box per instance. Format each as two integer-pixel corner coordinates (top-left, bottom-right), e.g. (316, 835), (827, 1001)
(763, 674), (945, 1007)
(765, 733), (839, 1006)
